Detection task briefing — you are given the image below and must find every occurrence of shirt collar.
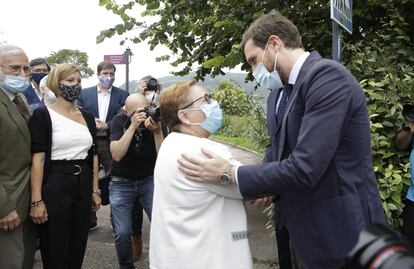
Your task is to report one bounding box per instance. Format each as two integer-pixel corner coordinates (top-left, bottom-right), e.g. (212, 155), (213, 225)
(0, 87), (15, 101)
(288, 51), (310, 85)
(97, 85), (112, 94)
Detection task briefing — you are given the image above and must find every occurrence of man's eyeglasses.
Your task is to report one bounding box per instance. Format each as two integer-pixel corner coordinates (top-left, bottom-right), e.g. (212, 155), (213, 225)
(1, 65), (31, 75)
(181, 93), (212, 110)
(31, 68), (49, 74)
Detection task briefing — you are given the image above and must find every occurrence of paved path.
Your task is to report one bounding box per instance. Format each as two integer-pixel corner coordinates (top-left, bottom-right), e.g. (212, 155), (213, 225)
(33, 142), (279, 268)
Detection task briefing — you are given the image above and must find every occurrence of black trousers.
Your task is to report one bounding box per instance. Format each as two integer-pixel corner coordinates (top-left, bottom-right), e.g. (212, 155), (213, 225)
(39, 160), (92, 269)
(273, 202), (293, 269)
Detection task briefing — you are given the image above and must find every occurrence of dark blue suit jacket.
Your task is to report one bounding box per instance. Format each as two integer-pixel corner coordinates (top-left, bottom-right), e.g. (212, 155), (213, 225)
(238, 52), (385, 268)
(23, 84), (45, 111)
(77, 85), (129, 136)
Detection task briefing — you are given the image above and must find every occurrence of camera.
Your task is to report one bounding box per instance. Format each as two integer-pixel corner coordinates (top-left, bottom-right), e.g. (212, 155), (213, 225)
(144, 76), (158, 92)
(139, 106), (161, 122)
(341, 224), (414, 269)
(403, 104), (414, 123)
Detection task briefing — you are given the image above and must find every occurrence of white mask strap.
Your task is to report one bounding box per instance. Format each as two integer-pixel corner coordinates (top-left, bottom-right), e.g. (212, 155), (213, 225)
(261, 41), (270, 63)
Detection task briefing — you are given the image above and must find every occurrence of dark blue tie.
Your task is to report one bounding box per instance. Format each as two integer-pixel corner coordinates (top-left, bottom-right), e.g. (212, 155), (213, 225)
(275, 84), (293, 127)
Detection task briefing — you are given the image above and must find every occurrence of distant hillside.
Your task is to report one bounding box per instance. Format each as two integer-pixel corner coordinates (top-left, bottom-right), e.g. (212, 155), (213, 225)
(119, 72), (270, 105)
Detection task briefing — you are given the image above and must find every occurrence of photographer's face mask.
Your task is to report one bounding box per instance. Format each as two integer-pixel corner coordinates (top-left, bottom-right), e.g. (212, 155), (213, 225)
(253, 39), (283, 91)
(145, 91), (160, 106)
(186, 100), (223, 134)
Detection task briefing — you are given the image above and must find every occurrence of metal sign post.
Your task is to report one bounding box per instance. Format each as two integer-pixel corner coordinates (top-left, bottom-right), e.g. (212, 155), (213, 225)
(103, 54), (126, 64)
(331, 0), (352, 62)
(124, 48), (133, 93)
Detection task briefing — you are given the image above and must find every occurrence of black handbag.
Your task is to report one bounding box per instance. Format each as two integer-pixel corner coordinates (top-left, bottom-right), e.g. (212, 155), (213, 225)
(98, 173), (111, 206)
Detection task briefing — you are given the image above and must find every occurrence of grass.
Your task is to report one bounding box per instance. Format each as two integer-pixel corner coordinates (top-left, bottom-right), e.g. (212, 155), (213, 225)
(211, 134), (264, 153)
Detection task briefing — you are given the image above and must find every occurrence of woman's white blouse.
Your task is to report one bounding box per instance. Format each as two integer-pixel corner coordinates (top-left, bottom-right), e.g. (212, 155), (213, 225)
(48, 108), (92, 160)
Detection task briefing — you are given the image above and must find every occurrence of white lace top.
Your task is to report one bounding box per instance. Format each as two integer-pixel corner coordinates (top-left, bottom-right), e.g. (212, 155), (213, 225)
(48, 108), (93, 160)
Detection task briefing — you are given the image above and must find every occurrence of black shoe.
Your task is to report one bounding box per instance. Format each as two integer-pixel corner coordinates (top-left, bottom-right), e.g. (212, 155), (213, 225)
(88, 222), (98, 231)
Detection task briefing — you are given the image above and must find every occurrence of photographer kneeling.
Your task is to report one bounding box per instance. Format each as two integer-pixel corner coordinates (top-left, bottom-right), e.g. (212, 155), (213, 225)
(109, 93), (164, 269)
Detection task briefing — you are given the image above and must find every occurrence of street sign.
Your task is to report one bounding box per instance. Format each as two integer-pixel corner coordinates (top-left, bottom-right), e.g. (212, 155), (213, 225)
(104, 54), (125, 65)
(331, 0), (352, 34)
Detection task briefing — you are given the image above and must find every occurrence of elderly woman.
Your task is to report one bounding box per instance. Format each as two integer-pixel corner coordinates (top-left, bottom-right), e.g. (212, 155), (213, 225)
(149, 80), (252, 269)
(29, 63), (101, 268)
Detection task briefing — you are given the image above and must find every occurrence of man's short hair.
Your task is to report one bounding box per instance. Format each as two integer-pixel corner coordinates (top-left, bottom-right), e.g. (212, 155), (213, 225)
(97, 61), (116, 74)
(241, 10), (303, 51)
(29, 57), (51, 71)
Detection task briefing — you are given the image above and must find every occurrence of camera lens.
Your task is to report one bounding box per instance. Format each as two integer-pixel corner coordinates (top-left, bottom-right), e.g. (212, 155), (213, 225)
(144, 106), (160, 122)
(342, 224), (414, 269)
(146, 78), (158, 91)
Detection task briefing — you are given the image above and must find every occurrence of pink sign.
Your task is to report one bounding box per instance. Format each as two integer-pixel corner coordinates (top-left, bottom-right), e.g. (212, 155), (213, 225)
(104, 54), (125, 64)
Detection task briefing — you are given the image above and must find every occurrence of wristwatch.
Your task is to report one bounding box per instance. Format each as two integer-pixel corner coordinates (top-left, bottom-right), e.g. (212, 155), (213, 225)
(220, 164), (233, 185)
(93, 189), (101, 195)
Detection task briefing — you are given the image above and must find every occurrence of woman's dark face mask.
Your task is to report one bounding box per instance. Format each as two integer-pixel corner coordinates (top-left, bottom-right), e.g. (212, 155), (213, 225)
(58, 84), (82, 102)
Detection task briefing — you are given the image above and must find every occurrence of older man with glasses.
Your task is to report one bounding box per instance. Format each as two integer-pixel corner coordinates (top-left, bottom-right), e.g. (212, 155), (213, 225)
(0, 44), (38, 269)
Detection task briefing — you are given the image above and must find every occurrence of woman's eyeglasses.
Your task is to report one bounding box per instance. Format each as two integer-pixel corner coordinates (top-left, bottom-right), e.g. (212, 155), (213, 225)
(181, 93), (212, 110)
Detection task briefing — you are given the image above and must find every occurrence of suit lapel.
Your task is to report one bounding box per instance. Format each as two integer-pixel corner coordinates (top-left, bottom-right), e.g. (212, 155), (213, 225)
(277, 51), (323, 160)
(266, 88), (280, 139)
(0, 90), (31, 147)
(93, 86), (100, 117)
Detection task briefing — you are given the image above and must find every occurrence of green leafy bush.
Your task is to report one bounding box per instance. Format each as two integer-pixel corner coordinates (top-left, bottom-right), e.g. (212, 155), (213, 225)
(212, 81), (268, 153)
(211, 81), (254, 116)
(345, 4), (414, 228)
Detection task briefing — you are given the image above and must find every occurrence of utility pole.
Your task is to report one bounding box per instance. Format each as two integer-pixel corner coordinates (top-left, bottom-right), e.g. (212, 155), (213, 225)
(124, 47), (133, 93)
(332, 22), (342, 62)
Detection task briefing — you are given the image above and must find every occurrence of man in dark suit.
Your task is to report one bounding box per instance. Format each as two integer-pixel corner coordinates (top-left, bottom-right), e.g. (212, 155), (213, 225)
(23, 57), (50, 111)
(0, 44), (37, 269)
(178, 10), (385, 269)
(78, 61), (129, 230)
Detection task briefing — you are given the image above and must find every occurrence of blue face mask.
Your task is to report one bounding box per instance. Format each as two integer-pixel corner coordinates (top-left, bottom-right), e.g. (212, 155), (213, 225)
(199, 100), (223, 134)
(1, 75), (30, 94)
(31, 73), (47, 85)
(99, 76), (115, 89)
(252, 41), (283, 91)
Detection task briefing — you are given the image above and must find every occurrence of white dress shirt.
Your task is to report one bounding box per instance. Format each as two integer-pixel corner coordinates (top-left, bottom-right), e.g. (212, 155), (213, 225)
(97, 85), (112, 122)
(31, 82), (43, 101)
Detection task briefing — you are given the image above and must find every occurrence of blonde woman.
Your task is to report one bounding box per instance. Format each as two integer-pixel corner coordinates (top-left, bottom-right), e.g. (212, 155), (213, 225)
(29, 63), (101, 268)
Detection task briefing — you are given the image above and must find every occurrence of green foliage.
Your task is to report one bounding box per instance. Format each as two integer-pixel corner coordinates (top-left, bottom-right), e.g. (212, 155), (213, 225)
(211, 81), (253, 116)
(46, 49), (94, 79)
(211, 134), (264, 153)
(98, 0), (414, 228)
(344, 2), (414, 228)
(97, 0), (414, 79)
(212, 81), (269, 154)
